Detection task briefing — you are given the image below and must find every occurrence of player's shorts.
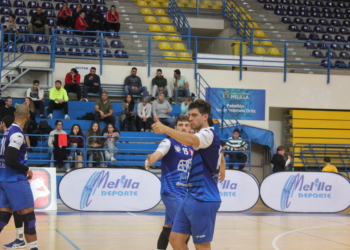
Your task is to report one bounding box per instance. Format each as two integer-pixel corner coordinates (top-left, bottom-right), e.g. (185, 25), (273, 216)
(161, 193), (184, 225)
(172, 193), (221, 244)
(0, 180), (34, 211)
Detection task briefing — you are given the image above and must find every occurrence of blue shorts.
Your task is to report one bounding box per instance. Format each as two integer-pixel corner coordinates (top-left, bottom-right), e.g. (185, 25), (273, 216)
(0, 180), (34, 211)
(161, 193), (184, 226)
(172, 194), (221, 244)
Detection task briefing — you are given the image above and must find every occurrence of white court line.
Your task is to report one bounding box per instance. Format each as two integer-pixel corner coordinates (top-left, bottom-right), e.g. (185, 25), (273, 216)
(272, 223), (350, 250)
(127, 212), (137, 216)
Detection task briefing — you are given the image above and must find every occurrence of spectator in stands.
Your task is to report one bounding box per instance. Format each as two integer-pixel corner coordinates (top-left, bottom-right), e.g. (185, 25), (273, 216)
(86, 122), (104, 167)
(48, 80), (70, 120)
(151, 69), (172, 103)
(29, 7), (49, 36)
(48, 120), (70, 170)
(72, 3), (83, 25)
(224, 128), (248, 170)
(82, 67), (102, 101)
(75, 12), (89, 36)
(0, 97), (15, 121)
(153, 93), (175, 128)
(104, 5), (120, 32)
(88, 4), (104, 36)
(56, 2), (72, 29)
(173, 69), (190, 104)
(181, 96), (192, 115)
(120, 94), (136, 131)
(3, 14), (20, 42)
(124, 67), (148, 98)
(95, 91), (114, 124)
(68, 124), (84, 167)
(137, 97), (152, 132)
(102, 123), (120, 162)
(26, 80), (45, 118)
(322, 157), (338, 173)
(270, 146), (292, 173)
(0, 115), (14, 133)
(64, 68), (81, 101)
(23, 97), (37, 149)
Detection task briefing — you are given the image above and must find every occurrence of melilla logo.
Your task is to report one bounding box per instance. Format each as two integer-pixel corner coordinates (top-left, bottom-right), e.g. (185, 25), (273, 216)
(80, 170), (140, 209)
(219, 180), (237, 197)
(281, 174), (332, 211)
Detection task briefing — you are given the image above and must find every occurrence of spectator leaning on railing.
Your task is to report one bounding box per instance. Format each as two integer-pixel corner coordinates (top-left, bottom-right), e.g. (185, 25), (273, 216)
(224, 128), (248, 170)
(26, 80), (45, 118)
(322, 157), (338, 173)
(47, 80), (70, 120)
(102, 123), (120, 162)
(153, 93), (175, 129)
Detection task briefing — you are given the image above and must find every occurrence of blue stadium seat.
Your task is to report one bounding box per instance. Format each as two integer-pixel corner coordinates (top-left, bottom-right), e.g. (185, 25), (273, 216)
(326, 51), (338, 58)
(339, 51), (350, 59)
(55, 2), (62, 9)
(344, 44), (350, 51)
(287, 5), (295, 11)
(287, 10), (297, 16)
(36, 45), (50, 53)
(303, 0), (313, 6)
(46, 18), (56, 26)
(339, 28), (350, 35)
(331, 20), (341, 27)
(306, 18), (316, 25)
(292, 0), (302, 5)
(16, 16), (28, 24)
(114, 50), (128, 58)
(301, 25), (312, 32)
(322, 34), (334, 41)
(314, 26), (325, 33)
(15, 8), (26, 16)
(83, 48), (97, 56)
(0, 7), (11, 14)
(54, 0), (62, 2)
(288, 24), (300, 31)
(337, 2), (347, 8)
(20, 44), (34, 53)
(97, 5), (107, 12)
(327, 27), (338, 34)
(347, 36), (350, 42)
(258, 0), (267, 3)
(326, 1), (335, 7)
(28, 1), (38, 8)
(67, 0), (78, 2)
(309, 33), (321, 40)
(100, 49), (113, 57)
(299, 6), (308, 12)
(80, 38), (93, 46)
(315, 0), (324, 7)
(294, 17), (304, 24)
(270, 0), (279, 3)
(320, 60), (334, 68)
(318, 19), (329, 26)
(264, 4), (273, 10)
(323, 12), (333, 18)
(310, 12), (320, 18)
(281, 17), (292, 23)
(29, 9), (35, 15)
(65, 37), (78, 45)
(68, 47), (82, 56)
(334, 8), (343, 14)
(317, 43), (328, 49)
(296, 32), (308, 40)
(312, 50), (325, 58)
(343, 20), (350, 27)
(106, 31), (120, 38)
(335, 60), (347, 68)
(2, 44), (17, 52)
(45, 10), (56, 17)
(95, 39), (109, 47)
(20, 35), (32, 42)
(331, 44), (342, 50)
(275, 9), (285, 15)
(50, 36), (63, 45)
(35, 35), (48, 43)
(335, 13), (345, 19)
(69, 3), (76, 9)
(18, 25), (28, 33)
(81, 0), (91, 3)
(49, 27), (60, 34)
(0, 16), (8, 23)
(83, 4), (92, 11)
(42, 1), (53, 9)
(110, 40), (124, 48)
(346, 9), (350, 15)
(322, 7), (330, 13)
(281, 0), (290, 4)
(62, 29), (74, 35)
(310, 6), (320, 12)
(0, 0), (11, 6)
(304, 42), (317, 49)
(14, 0), (25, 7)
(300, 11), (309, 17)
(94, 0), (105, 4)
(55, 47), (66, 55)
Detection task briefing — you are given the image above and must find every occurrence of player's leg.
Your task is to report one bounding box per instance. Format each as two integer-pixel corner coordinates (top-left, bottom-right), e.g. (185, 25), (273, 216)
(18, 207), (38, 250)
(170, 232), (190, 250)
(0, 182), (13, 234)
(4, 211), (26, 249)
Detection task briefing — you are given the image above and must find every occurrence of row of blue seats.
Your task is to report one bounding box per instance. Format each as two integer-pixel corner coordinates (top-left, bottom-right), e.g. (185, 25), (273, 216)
(304, 41), (350, 50)
(289, 25), (350, 34)
(312, 50), (350, 58)
(270, 5), (350, 13)
(296, 33), (350, 42)
(0, 3), (109, 12)
(320, 59), (350, 68)
(258, 0), (350, 6)
(0, 0), (107, 7)
(281, 17), (350, 27)
(272, 7), (350, 18)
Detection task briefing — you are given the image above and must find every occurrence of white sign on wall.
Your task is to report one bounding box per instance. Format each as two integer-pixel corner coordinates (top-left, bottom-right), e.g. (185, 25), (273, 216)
(218, 170), (260, 212)
(260, 172), (350, 213)
(74, 65), (94, 73)
(59, 168), (161, 212)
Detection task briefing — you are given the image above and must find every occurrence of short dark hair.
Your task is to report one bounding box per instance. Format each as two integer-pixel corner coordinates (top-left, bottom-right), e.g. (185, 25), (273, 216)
(157, 69), (162, 73)
(55, 80), (62, 84)
(132, 67), (137, 71)
(233, 128), (240, 134)
(55, 120), (63, 126)
(91, 67), (96, 70)
(111, 5), (116, 8)
(277, 146), (285, 152)
(174, 69), (181, 75)
(33, 80), (40, 84)
(189, 99), (211, 116)
(36, 6), (42, 9)
(71, 68), (78, 74)
(175, 115), (189, 126)
(1, 115), (14, 128)
(92, 4), (97, 9)
(5, 97), (12, 101)
(324, 157), (331, 163)
(9, 14), (15, 19)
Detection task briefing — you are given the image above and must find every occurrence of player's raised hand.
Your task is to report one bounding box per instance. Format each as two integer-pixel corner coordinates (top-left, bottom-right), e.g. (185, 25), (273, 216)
(145, 155), (151, 170)
(26, 170), (33, 180)
(152, 121), (167, 134)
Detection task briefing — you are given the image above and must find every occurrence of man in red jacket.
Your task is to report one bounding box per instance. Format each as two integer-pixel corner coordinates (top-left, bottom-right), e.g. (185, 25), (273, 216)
(104, 5), (120, 32)
(56, 2), (72, 29)
(64, 68), (81, 101)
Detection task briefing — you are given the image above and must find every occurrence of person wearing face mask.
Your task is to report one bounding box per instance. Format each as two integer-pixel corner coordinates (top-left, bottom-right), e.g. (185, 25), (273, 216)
(64, 68), (81, 101)
(152, 93), (175, 129)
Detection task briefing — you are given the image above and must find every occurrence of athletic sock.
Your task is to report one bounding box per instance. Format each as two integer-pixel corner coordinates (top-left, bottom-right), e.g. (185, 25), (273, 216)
(16, 227), (24, 240)
(13, 211), (24, 240)
(28, 241), (38, 249)
(157, 227), (172, 250)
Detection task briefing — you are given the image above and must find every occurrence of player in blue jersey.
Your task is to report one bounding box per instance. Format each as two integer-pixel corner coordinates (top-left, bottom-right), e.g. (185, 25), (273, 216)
(152, 99), (225, 250)
(145, 115), (193, 250)
(0, 104), (39, 250)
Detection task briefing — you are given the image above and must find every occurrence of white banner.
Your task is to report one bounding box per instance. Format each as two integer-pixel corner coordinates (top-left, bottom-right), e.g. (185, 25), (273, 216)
(59, 168), (161, 211)
(218, 170), (260, 212)
(260, 172), (350, 213)
(74, 65), (94, 73)
(29, 168), (57, 211)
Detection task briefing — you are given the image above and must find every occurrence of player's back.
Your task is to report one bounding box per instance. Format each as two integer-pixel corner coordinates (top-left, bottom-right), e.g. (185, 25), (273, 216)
(0, 124), (27, 182)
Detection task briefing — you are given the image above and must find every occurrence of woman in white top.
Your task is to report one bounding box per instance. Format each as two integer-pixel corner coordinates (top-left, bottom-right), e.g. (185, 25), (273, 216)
(137, 97), (152, 132)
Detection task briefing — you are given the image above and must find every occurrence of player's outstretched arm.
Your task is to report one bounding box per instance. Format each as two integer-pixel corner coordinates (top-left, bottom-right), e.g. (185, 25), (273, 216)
(145, 151), (163, 170)
(5, 147), (29, 172)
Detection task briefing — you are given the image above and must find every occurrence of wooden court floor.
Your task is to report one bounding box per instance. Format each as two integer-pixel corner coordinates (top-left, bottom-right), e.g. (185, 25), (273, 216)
(1, 200), (350, 250)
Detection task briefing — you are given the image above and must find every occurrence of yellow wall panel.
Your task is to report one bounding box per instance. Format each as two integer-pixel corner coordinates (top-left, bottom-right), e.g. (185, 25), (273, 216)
(290, 110), (350, 121)
(291, 138), (350, 145)
(291, 129), (350, 139)
(291, 119), (350, 130)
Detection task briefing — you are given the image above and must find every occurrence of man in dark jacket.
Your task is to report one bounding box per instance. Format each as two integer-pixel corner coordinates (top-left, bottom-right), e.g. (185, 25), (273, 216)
(82, 67), (102, 101)
(151, 69), (173, 103)
(28, 7), (49, 35)
(270, 146), (292, 173)
(87, 4), (104, 35)
(124, 67), (148, 98)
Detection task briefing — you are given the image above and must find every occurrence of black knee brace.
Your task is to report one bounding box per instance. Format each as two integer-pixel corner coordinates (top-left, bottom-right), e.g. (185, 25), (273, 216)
(0, 211), (12, 232)
(22, 211), (36, 235)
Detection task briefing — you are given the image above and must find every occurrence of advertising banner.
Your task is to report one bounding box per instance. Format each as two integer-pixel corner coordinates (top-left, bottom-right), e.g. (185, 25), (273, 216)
(260, 172), (350, 213)
(218, 170), (260, 212)
(59, 168), (161, 212)
(29, 168), (57, 211)
(206, 88), (266, 121)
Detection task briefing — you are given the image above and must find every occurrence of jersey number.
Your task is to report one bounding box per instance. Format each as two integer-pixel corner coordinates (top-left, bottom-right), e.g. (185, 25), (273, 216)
(0, 137), (6, 156)
(182, 148), (188, 155)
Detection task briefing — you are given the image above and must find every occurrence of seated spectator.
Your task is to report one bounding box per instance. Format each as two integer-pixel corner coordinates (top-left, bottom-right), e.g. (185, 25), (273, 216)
(102, 123), (120, 162)
(72, 4), (83, 26)
(104, 5), (120, 32)
(82, 67), (102, 101)
(3, 14), (20, 42)
(153, 93), (175, 128)
(64, 68), (81, 101)
(23, 97), (37, 149)
(29, 7), (49, 35)
(181, 97), (192, 115)
(322, 157), (338, 173)
(173, 69), (190, 104)
(0, 97), (15, 121)
(94, 91), (114, 124)
(47, 80), (70, 120)
(88, 4), (104, 36)
(270, 146), (292, 173)
(0, 115), (14, 134)
(152, 69), (172, 103)
(68, 124), (84, 167)
(75, 12), (89, 36)
(86, 122), (104, 167)
(137, 97), (152, 132)
(224, 128), (248, 170)
(48, 120), (70, 170)
(26, 80), (45, 118)
(120, 94), (136, 131)
(124, 67), (148, 98)
(56, 2), (72, 29)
